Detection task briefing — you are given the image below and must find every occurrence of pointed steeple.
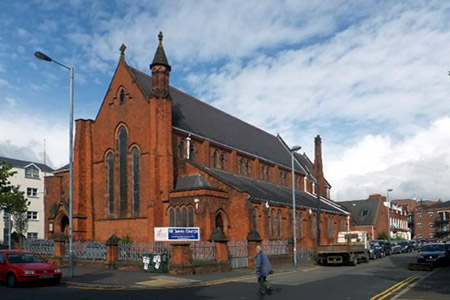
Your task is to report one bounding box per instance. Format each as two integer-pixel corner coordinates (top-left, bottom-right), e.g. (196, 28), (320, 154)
(150, 31), (171, 71)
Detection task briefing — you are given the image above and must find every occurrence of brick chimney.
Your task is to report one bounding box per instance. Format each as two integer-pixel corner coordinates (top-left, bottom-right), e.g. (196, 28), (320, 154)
(314, 135), (326, 197)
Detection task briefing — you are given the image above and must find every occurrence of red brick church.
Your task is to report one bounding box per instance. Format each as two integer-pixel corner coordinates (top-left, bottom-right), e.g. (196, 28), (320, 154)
(45, 32), (349, 246)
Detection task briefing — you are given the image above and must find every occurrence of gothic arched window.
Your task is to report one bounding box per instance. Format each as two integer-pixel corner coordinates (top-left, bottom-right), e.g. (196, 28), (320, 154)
(245, 160), (250, 176)
(188, 206), (194, 227)
(239, 158), (245, 175)
(107, 152), (114, 215)
(179, 140), (185, 159)
(212, 151), (218, 168)
(277, 210), (282, 237)
(119, 88), (125, 104)
(220, 153), (226, 169)
(252, 207), (258, 230)
(189, 143), (195, 161)
(270, 209), (274, 237)
(182, 207), (188, 227)
(169, 208), (174, 226)
(132, 147), (140, 214)
(176, 208), (182, 227)
(118, 127), (128, 215)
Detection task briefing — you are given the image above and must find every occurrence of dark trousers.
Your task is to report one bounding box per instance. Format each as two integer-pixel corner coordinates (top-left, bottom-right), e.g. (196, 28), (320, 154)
(258, 276), (269, 294)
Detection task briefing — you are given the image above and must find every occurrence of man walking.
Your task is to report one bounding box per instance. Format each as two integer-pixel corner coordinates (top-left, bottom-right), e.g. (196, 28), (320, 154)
(255, 245), (273, 295)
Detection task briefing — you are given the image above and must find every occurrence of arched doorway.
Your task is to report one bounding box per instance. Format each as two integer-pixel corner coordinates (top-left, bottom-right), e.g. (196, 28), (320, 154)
(60, 215), (69, 236)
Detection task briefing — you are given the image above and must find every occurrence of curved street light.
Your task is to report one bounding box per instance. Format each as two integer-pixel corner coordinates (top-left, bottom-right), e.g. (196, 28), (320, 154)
(34, 51), (74, 278)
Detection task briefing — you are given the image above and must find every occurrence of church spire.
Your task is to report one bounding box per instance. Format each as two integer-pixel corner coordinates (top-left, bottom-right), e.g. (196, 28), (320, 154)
(150, 31), (171, 71)
(150, 31), (171, 99)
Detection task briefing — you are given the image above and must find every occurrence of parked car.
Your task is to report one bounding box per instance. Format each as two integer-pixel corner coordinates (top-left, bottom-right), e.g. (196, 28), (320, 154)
(369, 242), (383, 259)
(82, 242), (106, 260)
(408, 240), (418, 251)
(391, 242), (402, 254)
(396, 241), (410, 253)
(0, 250), (62, 287)
(376, 240), (392, 256)
(417, 243), (449, 266)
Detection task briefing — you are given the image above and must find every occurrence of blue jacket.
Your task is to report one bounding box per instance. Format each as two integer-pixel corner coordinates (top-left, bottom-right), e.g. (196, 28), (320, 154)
(255, 252), (273, 278)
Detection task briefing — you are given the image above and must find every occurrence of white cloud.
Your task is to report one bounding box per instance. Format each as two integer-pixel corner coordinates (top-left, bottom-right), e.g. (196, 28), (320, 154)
(0, 78), (8, 86)
(328, 117), (450, 200)
(0, 113), (68, 169)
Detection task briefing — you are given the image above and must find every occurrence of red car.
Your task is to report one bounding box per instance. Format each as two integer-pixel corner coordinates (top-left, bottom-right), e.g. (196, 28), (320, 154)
(0, 250), (62, 287)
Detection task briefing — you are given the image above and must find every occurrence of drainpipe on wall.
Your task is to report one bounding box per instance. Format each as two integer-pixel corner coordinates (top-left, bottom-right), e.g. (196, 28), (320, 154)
(371, 225), (374, 241)
(186, 135), (191, 159)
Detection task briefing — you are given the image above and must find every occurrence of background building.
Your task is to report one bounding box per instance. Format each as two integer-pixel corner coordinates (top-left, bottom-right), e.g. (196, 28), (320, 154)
(341, 194), (409, 240)
(413, 200), (450, 240)
(0, 156), (54, 245)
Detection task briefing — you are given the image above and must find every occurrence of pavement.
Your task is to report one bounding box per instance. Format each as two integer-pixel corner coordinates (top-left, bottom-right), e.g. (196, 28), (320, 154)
(61, 260), (314, 290)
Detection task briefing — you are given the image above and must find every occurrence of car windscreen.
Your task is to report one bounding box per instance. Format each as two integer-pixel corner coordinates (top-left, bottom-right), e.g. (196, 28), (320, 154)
(7, 253), (44, 263)
(421, 244), (445, 252)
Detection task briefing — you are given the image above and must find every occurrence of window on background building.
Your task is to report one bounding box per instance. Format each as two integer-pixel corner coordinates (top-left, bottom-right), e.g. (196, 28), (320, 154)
(429, 223), (434, 228)
(417, 213), (422, 219)
(132, 148), (140, 214)
(212, 151), (218, 168)
(27, 188), (38, 197)
(27, 211), (38, 220)
(361, 209), (369, 217)
(27, 232), (38, 239)
(220, 153), (226, 170)
(178, 140), (185, 159)
(25, 166), (39, 179)
(118, 127), (128, 215)
(417, 223), (422, 229)
(107, 152), (114, 215)
(429, 212), (434, 218)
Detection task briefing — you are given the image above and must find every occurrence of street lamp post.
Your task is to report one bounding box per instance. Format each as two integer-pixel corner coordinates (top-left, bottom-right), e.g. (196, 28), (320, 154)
(34, 51), (74, 278)
(386, 189), (393, 241)
(290, 145), (301, 267)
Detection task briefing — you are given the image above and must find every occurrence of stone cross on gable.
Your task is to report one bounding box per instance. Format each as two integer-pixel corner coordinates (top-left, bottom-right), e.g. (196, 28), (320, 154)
(120, 44), (127, 56)
(158, 31), (163, 42)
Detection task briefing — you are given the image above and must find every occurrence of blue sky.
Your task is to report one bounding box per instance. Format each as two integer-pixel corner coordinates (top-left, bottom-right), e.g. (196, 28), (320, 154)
(1, 0), (450, 201)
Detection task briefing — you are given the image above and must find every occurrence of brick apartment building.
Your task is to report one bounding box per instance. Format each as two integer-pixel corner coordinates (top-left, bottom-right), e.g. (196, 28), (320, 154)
(44, 33), (349, 246)
(413, 200), (450, 240)
(341, 194), (409, 240)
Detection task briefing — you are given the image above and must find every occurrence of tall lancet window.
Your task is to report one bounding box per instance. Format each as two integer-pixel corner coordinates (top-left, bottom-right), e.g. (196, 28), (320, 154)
(118, 127), (128, 215)
(132, 147), (140, 214)
(107, 152), (114, 215)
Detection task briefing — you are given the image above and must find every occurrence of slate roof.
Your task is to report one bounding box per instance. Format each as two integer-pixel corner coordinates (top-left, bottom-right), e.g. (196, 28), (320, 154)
(294, 152), (331, 188)
(203, 167), (347, 214)
(425, 200), (450, 210)
(339, 198), (381, 226)
(0, 156), (54, 173)
(174, 174), (214, 191)
(128, 66), (307, 174)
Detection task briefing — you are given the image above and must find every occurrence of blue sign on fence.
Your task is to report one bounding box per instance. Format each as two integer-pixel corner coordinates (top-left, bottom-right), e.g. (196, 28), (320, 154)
(154, 227), (200, 241)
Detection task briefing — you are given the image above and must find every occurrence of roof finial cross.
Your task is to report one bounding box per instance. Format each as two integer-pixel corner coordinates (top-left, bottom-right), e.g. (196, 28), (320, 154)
(120, 43), (127, 56)
(158, 31), (163, 42)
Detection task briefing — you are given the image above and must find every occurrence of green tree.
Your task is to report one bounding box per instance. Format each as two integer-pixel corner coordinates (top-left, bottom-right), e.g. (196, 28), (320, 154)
(0, 163), (29, 217)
